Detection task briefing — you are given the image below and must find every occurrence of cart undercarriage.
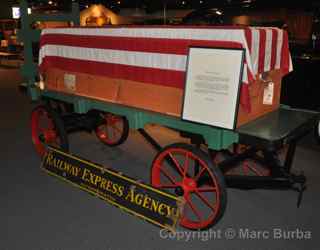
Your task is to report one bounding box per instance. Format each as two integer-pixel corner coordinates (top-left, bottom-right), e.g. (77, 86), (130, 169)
(30, 92), (319, 230)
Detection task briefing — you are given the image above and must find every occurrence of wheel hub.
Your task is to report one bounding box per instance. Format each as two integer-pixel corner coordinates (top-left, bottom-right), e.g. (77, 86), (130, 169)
(97, 130), (107, 139)
(43, 130), (57, 142)
(182, 177), (197, 193)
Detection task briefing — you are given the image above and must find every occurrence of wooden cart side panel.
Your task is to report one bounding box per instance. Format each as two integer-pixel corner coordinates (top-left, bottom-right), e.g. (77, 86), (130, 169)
(46, 68), (120, 102)
(237, 69), (282, 127)
(118, 80), (183, 117)
(44, 67), (283, 128)
(45, 67), (183, 117)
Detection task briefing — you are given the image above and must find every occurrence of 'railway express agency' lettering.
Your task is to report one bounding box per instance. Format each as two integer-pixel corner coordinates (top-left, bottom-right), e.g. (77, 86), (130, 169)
(45, 152), (81, 176)
(82, 168), (124, 197)
(44, 152), (178, 219)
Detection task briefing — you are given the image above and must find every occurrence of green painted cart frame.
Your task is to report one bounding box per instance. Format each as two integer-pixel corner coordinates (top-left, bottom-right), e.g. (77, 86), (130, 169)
(41, 90), (239, 150)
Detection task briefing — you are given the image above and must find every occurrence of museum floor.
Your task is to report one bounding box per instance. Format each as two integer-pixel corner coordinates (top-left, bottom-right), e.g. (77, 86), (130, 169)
(1, 67), (319, 250)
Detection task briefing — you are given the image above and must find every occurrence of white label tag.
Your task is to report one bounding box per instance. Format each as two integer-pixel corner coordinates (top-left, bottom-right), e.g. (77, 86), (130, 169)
(263, 82), (274, 105)
(64, 74), (76, 92)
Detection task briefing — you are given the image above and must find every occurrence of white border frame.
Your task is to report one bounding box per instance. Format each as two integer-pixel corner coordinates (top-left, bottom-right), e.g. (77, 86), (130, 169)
(182, 47), (245, 130)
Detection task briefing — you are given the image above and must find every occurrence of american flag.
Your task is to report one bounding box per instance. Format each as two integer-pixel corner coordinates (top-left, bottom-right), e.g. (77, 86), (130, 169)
(39, 26), (292, 112)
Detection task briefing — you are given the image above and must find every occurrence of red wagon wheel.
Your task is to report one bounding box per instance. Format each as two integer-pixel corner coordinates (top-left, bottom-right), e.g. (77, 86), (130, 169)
(31, 105), (69, 157)
(151, 143), (227, 230)
(95, 113), (129, 146)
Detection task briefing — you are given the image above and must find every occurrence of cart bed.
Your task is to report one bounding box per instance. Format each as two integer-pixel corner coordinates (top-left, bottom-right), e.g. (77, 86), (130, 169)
(237, 107), (319, 150)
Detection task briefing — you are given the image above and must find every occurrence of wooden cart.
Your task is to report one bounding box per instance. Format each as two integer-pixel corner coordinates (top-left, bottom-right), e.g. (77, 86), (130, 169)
(23, 24), (319, 230)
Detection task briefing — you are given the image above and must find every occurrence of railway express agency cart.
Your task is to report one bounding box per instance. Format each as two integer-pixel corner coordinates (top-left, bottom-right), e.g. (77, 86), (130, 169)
(30, 26), (319, 230)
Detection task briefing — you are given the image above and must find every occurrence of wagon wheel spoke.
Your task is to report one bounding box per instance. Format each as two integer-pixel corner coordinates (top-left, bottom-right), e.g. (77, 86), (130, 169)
(185, 195), (203, 221)
(159, 166), (178, 185)
(194, 167), (206, 181)
(195, 190), (216, 212)
(110, 124), (122, 140)
(110, 124), (122, 134)
(196, 186), (217, 192)
(111, 125), (116, 139)
(183, 152), (190, 177)
(167, 152), (184, 176)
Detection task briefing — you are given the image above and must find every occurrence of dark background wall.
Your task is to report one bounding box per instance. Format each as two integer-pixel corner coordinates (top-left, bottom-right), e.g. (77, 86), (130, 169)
(0, 0), (17, 19)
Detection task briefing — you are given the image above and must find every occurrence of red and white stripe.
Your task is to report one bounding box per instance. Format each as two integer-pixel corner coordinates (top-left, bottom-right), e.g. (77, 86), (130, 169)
(246, 27), (293, 76)
(39, 26), (292, 112)
(40, 45), (187, 71)
(39, 27), (253, 83)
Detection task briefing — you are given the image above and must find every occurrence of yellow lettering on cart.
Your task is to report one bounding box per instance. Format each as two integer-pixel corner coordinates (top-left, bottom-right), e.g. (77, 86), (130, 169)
(45, 151), (54, 165)
(167, 207), (179, 219)
(150, 199), (159, 212)
(125, 188), (135, 203)
(45, 153), (81, 177)
(44, 151), (179, 222)
(81, 168), (125, 197)
(142, 196), (152, 209)
(158, 203), (167, 216)
(125, 188), (178, 218)
(82, 168), (90, 182)
(135, 193), (143, 206)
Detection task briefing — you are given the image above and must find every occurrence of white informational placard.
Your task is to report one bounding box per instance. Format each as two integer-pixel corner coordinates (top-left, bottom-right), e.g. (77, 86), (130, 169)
(182, 47), (245, 130)
(12, 7), (31, 19)
(12, 7), (20, 19)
